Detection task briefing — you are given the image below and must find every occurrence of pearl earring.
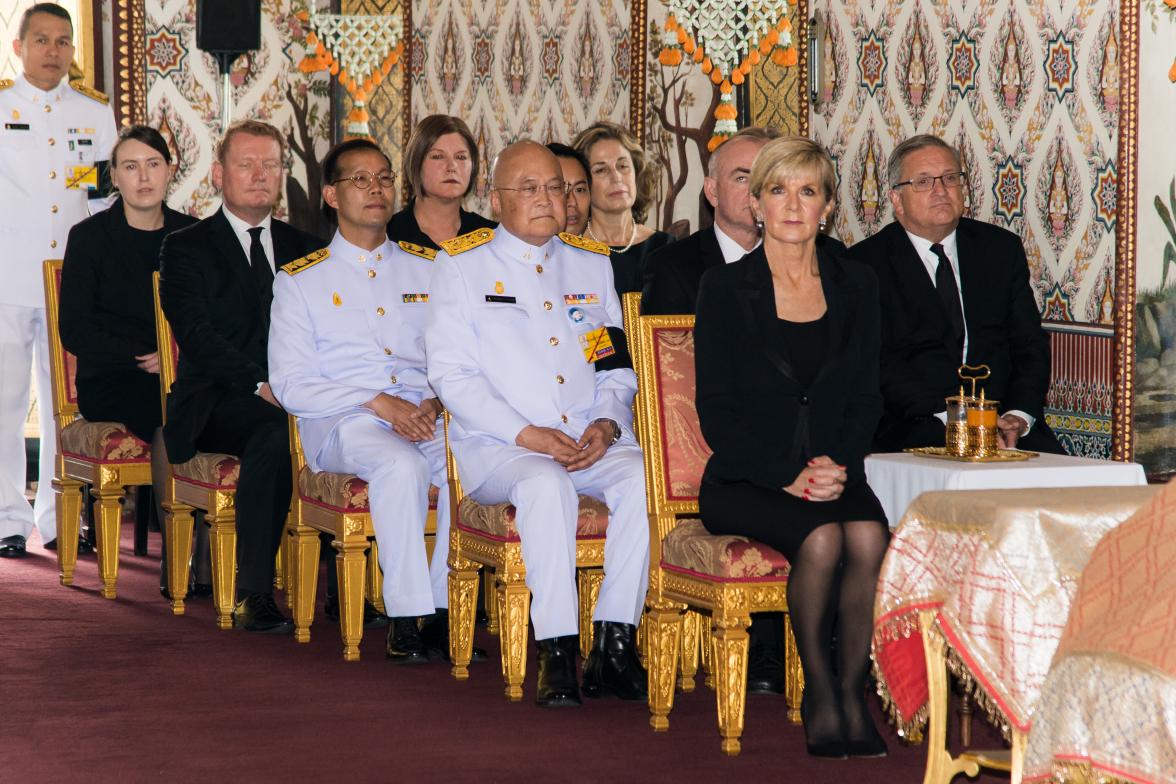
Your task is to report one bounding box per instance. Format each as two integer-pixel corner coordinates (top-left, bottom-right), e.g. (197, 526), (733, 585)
(819, 218), (827, 230)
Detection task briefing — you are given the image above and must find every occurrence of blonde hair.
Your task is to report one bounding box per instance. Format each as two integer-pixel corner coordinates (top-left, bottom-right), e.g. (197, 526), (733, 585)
(749, 136), (836, 202)
(571, 121), (658, 223)
(216, 120), (286, 164)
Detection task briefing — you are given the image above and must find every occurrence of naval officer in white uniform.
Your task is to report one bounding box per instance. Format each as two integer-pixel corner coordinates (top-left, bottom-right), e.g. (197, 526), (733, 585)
(426, 141), (649, 707)
(269, 139), (454, 663)
(0, 4), (117, 557)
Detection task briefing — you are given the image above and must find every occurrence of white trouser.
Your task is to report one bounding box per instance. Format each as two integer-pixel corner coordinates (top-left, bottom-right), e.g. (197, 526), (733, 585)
(315, 413), (448, 617)
(0, 304), (56, 543)
(469, 444), (650, 640)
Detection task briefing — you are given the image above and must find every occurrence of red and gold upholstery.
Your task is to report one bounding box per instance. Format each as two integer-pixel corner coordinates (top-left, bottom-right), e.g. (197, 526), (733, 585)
(626, 292), (801, 756)
(43, 260), (154, 598)
(444, 415), (609, 698)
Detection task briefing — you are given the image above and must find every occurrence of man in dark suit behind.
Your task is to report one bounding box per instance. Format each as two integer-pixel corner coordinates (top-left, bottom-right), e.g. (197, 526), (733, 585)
(848, 134), (1062, 454)
(642, 126), (845, 315)
(160, 120), (322, 631)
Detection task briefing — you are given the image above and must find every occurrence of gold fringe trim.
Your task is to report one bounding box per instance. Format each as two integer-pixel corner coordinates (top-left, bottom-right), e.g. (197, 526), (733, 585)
(940, 635), (1014, 742)
(1047, 760), (1137, 784)
(870, 609), (928, 741)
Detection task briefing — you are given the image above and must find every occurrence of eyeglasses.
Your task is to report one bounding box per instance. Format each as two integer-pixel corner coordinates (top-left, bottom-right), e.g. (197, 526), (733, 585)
(494, 183), (570, 198)
(331, 171), (398, 190)
(893, 171), (968, 192)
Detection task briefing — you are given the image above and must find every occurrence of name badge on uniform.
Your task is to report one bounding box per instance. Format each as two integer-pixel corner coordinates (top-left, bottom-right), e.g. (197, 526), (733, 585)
(579, 326), (615, 363)
(402, 293), (428, 303)
(485, 294), (517, 303)
(564, 293), (600, 305)
(4, 123), (29, 131)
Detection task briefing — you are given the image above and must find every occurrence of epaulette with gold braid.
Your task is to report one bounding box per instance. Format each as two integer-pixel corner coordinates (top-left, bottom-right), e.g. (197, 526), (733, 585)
(0, 79), (13, 91)
(69, 81), (109, 104)
(558, 232), (609, 256)
(397, 240), (437, 261)
(440, 228), (494, 256)
(280, 248), (330, 275)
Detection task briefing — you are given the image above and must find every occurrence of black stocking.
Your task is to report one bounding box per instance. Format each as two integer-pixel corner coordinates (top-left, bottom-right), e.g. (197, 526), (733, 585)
(836, 519), (889, 741)
(786, 522), (845, 743)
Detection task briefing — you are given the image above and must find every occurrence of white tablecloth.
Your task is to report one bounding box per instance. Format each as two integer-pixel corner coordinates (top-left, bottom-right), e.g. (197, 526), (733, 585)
(865, 452), (1148, 528)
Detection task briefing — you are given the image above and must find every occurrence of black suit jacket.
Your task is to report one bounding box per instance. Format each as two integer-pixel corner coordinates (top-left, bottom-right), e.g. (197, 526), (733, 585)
(60, 199), (197, 380)
(643, 227), (847, 315)
(847, 218), (1052, 449)
(159, 208), (322, 462)
(695, 245), (882, 490)
(386, 201), (495, 251)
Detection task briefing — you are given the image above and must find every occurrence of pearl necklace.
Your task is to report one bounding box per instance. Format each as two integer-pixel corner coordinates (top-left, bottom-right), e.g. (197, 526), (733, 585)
(586, 218), (638, 254)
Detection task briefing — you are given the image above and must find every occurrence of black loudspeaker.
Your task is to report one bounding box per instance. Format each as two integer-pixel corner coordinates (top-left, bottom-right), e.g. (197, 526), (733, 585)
(196, 0), (261, 55)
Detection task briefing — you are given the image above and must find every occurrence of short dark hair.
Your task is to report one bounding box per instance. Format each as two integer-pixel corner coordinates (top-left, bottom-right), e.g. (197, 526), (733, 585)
(111, 124), (171, 167)
(403, 115), (479, 200)
(19, 3), (72, 40)
(546, 142), (591, 185)
(320, 138), (392, 223)
(216, 119), (286, 164)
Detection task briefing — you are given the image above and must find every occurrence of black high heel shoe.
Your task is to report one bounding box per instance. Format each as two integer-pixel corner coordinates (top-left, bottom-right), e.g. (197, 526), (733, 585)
(846, 723), (888, 758)
(801, 695), (848, 760)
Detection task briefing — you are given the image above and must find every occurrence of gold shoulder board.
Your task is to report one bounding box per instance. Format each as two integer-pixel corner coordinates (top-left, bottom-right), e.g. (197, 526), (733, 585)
(70, 82), (109, 104)
(397, 241), (438, 261)
(0, 79), (13, 91)
(280, 248), (330, 276)
(558, 232), (609, 256)
(440, 228), (494, 256)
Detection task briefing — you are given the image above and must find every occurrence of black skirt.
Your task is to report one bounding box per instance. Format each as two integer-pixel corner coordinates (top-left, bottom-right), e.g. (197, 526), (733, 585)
(76, 371), (163, 443)
(699, 477), (887, 562)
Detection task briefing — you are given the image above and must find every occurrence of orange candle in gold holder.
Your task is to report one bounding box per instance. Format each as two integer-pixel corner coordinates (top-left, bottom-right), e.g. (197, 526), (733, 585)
(967, 390), (1000, 457)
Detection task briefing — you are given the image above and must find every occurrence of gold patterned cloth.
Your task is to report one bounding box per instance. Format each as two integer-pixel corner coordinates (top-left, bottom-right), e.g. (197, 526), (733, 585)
(661, 519), (790, 580)
(457, 494), (608, 540)
(298, 468), (440, 514)
(60, 418), (150, 462)
(871, 486), (1158, 738)
(173, 453), (240, 489)
(1024, 481), (1176, 784)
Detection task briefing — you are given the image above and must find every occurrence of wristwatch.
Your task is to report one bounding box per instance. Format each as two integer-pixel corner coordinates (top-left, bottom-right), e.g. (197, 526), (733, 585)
(592, 417), (621, 445)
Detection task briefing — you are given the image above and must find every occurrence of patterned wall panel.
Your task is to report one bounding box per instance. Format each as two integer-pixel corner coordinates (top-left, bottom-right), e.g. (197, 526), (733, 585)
(141, 0), (333, 235)
(809, 0), (1121, 458)
(410, 0), (635, 217)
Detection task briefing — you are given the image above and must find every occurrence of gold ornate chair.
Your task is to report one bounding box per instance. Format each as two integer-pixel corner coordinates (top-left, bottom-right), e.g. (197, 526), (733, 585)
(286, 415), (440, 661)
(631, 310), (803, 756)
(443, 416), (608, 699)
(43, 260), (154, 598)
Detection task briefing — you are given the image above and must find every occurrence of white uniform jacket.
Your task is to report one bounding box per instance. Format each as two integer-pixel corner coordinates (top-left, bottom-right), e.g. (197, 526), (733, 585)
(268, 232), (436, 471)
(0, 76), (116, 308)
(425, 227), (637, 493)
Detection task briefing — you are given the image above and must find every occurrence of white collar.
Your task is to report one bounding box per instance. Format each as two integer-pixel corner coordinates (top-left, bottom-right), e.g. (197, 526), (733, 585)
(713, 222), (760, 264)
(904, 228), (959, 266)
(221, 205), (272, 237)
(15, 73), (68, 102)
(329, 230), (393, 263)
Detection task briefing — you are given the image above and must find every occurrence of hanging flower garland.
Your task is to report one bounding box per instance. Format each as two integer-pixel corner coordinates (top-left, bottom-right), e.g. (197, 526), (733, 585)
(297, 10), (404, 139)
(659, 0), (799, 150)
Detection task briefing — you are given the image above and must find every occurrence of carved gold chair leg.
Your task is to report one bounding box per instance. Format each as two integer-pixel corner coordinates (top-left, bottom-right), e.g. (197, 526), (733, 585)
(647, 602), (684, 732)
(636, 612), (649, 669)
(919, 609), (980, 784)
(94, 485), (125, 600)
(712, 615), (751, 756)
(1010, 729), (1027, 784)
(52, 476), (83, 586)
(163, 501), (195, 615)
(784, 612), (804, 724)
(447, 557), (480, 680)
(678, 610), (702, 693)
(273, 539), (285, 593)
(291, 523), (320, 643)
(577, 567), (604, 659)
(366, 540), (386, 615)
(701, 625), (716, 690)
(206, 511), (238, 630)
(334, 538), (368, 661)
(483, 566), (499, 635)
(496, 575), (531, 702)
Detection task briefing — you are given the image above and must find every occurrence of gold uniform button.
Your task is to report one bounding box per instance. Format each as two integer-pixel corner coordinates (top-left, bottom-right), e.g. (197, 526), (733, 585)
(390, 375), (398, 384)
(384, 347), (392, 355)
(535, 264), (544, 274)
(368, 269), (376, 278)
(376, 307), (385, 316)
(50, 240), (57, 248)
(49, 171), (56, 180)
(50, 205), (58, 214)
(543, 301), (552, 310)
(561, 414), (568, 423)
(556, 375), (564, 384)
(44, 105), (51, 113)
(48, 138), (55, 146)
(549, 337), (559, 346)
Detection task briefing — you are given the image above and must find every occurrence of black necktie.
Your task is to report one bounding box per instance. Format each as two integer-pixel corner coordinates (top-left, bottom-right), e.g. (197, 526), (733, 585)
(248, 226), (274, 317)
(931, 242), (964, 349)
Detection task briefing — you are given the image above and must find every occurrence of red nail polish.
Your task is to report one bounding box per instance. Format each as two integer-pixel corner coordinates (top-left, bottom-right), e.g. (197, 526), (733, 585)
(807, 478), (814, 484)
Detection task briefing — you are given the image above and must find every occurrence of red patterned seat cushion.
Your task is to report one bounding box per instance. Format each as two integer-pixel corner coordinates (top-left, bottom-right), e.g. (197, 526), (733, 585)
(297, 468), (441, 514)
(457, 495), (609, 541)
(60, 419), (150, 462)
(661, 519), (789, 581)
(173, 452), (240, 489)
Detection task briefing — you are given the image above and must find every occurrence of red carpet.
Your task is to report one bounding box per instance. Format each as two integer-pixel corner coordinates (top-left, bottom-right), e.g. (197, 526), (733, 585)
(0, 527), (1012, 783)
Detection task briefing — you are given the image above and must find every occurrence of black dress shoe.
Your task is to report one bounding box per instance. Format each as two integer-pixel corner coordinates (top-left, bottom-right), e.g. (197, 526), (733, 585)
(385, 617), (428, 664)
(581, 621), (648, 701)
(0, 535), (27, 558)
(232, 593), (294, 634)
(746, 643), (785, 695)
(536, 635), (581, 707)
(324, 594), (391, 628)
(42, 536), (93, 554)
(420, 609), (487, 662)
(807, 738), (849, 759)
(846, 719), (889, 758)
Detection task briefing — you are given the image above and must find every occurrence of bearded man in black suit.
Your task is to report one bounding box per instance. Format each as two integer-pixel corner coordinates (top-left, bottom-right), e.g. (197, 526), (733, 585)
(848, 134), (1062, 454)
(160, 120), (322, 631)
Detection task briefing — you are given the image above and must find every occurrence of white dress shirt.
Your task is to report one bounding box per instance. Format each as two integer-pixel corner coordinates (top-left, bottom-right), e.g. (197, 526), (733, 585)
(714, 222), (760, 264)
(221, 206), (275, 273)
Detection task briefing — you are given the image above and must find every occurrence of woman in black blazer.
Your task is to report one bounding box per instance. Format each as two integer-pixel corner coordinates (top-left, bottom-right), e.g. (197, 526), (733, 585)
(695, 137), (888, 759)
(60, 125), (199, 591)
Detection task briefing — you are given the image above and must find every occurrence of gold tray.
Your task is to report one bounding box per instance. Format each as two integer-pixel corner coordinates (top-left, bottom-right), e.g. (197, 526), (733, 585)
(903, 446), (1039, 463)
